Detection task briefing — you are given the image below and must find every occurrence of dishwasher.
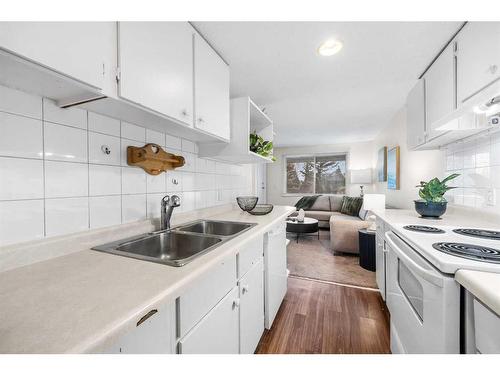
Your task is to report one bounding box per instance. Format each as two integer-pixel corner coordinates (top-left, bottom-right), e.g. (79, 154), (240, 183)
(264, 221), (288, 329)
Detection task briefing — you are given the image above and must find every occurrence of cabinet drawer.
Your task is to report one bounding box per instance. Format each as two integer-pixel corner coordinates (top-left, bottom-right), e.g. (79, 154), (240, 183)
(178, 255), (236, 338)
(237, 235), (264, 279)
(178, 287), (239, 354)
(474, 298), (500, 354)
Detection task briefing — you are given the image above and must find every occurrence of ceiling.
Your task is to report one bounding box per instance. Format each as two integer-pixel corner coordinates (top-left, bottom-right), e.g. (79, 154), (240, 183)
(193, 22), (463, 147)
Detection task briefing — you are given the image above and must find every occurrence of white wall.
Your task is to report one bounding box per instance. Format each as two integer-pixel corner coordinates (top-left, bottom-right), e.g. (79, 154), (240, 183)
(267, 141), (375, 206)
(0, 84), (254, 246)
(372, 107), (445, 208)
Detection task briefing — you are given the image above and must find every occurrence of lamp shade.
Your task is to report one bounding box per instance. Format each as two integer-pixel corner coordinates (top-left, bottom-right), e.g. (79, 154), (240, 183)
(350, 168), (372, 184)
(362, 194), (385, 212)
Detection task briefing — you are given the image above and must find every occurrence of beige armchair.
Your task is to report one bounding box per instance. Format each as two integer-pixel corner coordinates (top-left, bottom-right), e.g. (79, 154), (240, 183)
(330, 215), (371, 254)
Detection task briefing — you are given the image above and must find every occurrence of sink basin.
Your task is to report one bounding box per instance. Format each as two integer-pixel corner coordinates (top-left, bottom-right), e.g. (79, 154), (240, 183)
(92, 231), (223, 267)
(174, 220), (255, 237)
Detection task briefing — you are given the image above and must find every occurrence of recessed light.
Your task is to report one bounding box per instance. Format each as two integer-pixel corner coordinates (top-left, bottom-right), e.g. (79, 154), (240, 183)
(318, 39), (343, 56)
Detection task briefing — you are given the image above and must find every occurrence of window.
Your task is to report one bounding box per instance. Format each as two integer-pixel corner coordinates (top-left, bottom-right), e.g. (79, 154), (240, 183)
(285, 154), (347, 194)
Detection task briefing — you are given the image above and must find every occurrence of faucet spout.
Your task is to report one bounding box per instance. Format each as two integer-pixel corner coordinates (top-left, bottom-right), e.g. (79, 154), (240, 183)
(161, 195), (181, 230)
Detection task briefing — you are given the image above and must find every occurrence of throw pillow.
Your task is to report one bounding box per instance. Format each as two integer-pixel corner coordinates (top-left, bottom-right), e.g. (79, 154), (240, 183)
(340, 196), (363, 217)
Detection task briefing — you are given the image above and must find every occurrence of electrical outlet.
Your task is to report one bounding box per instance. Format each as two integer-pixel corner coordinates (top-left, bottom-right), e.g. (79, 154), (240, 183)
(487, 188), (496, 206)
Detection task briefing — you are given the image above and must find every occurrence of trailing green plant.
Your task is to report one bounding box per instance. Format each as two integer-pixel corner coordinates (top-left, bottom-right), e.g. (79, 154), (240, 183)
(416, 174), (460, 203)
(249, 131), (276, 161)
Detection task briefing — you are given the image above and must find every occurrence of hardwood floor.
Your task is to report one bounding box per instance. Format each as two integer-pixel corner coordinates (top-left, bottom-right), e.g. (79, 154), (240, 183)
(255, 276), (390, 354)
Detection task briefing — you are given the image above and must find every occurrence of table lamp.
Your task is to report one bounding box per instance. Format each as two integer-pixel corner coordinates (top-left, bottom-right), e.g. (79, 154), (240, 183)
(362, 194), (386, 231)
(350, 169), (372, 197)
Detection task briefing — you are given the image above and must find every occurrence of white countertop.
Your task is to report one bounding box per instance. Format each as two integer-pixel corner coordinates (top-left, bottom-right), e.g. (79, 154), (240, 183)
(456, 270), (500, 316)
(0, 205), (295, 354)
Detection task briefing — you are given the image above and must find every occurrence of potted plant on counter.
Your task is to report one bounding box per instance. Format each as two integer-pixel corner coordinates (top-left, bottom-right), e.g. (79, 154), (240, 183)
(414, 174), (460, 218)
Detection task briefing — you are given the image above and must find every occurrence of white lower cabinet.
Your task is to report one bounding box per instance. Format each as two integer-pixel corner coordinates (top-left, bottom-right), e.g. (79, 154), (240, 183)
(101, 303), (175, 354)
(178, 287), (240, 354)
(239, 259), (265, 354)
(375, 218), (387, 301)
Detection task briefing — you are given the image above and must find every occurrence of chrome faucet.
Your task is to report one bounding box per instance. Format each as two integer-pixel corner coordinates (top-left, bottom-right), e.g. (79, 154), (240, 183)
(160, 195), (181, 230)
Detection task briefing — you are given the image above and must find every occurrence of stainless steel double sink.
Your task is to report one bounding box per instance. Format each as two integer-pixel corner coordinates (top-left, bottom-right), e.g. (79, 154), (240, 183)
(91, 220), (256, 267)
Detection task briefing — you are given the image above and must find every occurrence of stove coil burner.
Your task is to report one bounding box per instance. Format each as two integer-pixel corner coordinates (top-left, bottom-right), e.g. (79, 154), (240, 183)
(432, 242), (500, 263)
(403, 225), (445, 234)
(453, 228), (500, 240)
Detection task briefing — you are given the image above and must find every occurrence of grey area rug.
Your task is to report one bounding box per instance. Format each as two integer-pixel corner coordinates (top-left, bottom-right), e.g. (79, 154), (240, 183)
(287, 229), (378, 289)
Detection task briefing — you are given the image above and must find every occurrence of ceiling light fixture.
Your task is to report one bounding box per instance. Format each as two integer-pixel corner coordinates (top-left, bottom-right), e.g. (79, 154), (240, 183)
(318, 39), (343, 56)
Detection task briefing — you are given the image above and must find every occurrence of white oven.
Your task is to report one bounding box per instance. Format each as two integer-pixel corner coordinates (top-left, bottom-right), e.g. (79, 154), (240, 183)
(385, 231), (460, 353)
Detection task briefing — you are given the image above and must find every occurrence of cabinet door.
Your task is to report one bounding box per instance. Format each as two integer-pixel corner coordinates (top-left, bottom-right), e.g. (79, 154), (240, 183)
(457, 22), (500, 104)
(239, 258), (265, 354)
(425, 42), (456, 139)
(0, 22), (115, 89)
(406, 79), (426, 149)
(101, 303), (175, 354)
(179, 287), (239, 354)
(194, 34), (230, 140)
(118, 22), (194, 126)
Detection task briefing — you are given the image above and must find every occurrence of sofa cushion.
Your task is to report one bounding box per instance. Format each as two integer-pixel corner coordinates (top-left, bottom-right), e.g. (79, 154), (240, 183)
(304, 210), (333, 222)
(309, 195), (330, 211)
(329, 195), (344, 212)
(340, 196), (363, 217)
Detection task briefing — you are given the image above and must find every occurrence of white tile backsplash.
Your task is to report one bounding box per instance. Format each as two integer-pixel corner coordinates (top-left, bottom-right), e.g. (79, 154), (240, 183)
(445, 131), (500, 212)
(0, 85), (42, 119)
(165, 134), (182, 150)
(0, 84), (254, 246)
(0, 157), (44, 200)
(0, 112), (43, 159)
(89, 195), (121, 229)
(45, 197), (89, 237)
(88, 132), (121, 166)
(44, 122), (88, 162)
(88, 112), (120, 136)
(146, 129), (165, 146)
(121, 121), (145, 141)
(43, 99), (87, 129)
(44, 161), (88, 198)
(89, 165), (121, 196)
(0, 200), (44, 246)
(122, 194), (147, 223)
(122, 167), (146, 194)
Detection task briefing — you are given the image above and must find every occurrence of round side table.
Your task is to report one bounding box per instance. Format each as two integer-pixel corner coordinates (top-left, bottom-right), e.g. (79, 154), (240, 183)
(286, 217), (319, 243)
(358, 229), (376, 271)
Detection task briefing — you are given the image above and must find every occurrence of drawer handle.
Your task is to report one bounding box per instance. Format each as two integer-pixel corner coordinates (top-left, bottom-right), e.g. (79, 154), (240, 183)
(136, 309), (158, 326)
(242, 285), (250, 294)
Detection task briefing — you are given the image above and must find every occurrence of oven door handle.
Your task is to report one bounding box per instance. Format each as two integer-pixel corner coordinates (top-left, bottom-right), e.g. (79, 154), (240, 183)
(385, 232), (444, 288)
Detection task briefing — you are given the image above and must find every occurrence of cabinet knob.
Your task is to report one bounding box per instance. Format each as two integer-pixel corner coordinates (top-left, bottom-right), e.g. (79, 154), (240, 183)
(197, 118), (204, 123)
(232, 298), (240, 309)
(490, 65), (498, 74)
(242, 285), (250, 294)
(181, 109), (190, 117)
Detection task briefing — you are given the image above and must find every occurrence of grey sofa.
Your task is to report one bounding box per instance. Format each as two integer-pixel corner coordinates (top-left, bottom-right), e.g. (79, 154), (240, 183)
(290, 195), (370, 254)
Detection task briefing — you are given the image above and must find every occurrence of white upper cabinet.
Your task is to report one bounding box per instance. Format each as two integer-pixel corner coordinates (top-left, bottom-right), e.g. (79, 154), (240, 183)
(0, 22), (115, 90)
(457, 22), (500, 104)
(424, 41), (456, 140)
(194, 33), (230, 140)
(406, 79), (426, 149)
(118, 22), (194, 127)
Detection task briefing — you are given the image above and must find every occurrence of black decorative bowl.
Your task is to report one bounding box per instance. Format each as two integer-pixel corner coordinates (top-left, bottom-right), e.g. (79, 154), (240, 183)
(414, 200), (447, 218)
(249, 204), (274, 215)
(236, 196), (259, 212)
